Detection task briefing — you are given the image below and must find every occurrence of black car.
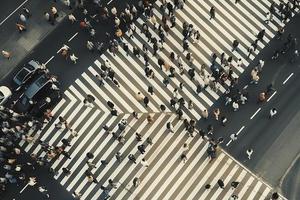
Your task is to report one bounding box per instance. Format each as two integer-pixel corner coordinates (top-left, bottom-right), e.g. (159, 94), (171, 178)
(13, 60), (41, 91)
(14, 74), (53, 114)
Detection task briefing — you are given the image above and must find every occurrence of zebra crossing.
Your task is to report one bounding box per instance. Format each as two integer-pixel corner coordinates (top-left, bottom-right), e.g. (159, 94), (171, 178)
(18, 0), (295, 199)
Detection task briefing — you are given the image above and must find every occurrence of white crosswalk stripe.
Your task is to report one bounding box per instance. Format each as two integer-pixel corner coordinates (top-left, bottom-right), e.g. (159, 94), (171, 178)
(18, 0), (294, 199)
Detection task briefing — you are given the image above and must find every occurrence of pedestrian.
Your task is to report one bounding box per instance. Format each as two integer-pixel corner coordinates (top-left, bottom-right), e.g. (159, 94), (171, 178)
(269, 108), (277, 118)
(64, 0), (72, 9)
(22, 7), (31, 18)
(213, 108), (220, 120)
(246, 148), (253, 159)
(38, 186), (50, 198)
(166, 122), (174, 133)
(271, 192), (279, 200)
(230, 133), (237, 141)
(111, 108), (118, 116)
(231, 181), (239, 189)
(62, 167), (71, 176)
(132, 111), (138, 119)
(16, 23), (26, 32)
(51, 6), (58, 19)
(86, 152), (94, 159)
(221, 116), (227, 126)
(70, 53), (78, 64)
(258, 92), (266, 103)
(95, 74), (104, 86)
(210, 6), (215, 20)
(2, 50), (11, 59)
(128, 154), (137, 164)
(147, 114), (153, 123)
(19, 14), (27, 23)
(180, 152), (187, 163)
(136, 132), (143, 142)
(133, 177), (140, 187)
(108, 179), (117, 188)
(232, 101), (239, 111)
(201, 109), (209, 119)
(115, 152), (122, 162)
(146, 137), (153, 145)
(86, 161), (96, 168)
(44, 12), (50, 22)
(148, 85), (154, 95)
(138, 144), (146, 154)
(140, 158), (149, 167)
(257, 29), (265, 41)
(205, 184), (211, 189)
(68, 14), (76, 23)
(230, 195), (239, 200)
(107, 101), (115, 109)
(143, 96), (149, 107)
(265, 12), (273, 24)
(232, 39), (239, 52)
(101, 160), (108, 166)
(217, 179), (225, 189)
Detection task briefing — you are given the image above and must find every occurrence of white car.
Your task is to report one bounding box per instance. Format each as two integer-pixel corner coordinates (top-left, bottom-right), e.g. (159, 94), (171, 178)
(0, 86), (12, 105)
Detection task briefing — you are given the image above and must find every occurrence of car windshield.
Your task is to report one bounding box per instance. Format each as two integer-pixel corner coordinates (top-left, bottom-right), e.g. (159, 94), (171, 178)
(16, 68), (29, 80)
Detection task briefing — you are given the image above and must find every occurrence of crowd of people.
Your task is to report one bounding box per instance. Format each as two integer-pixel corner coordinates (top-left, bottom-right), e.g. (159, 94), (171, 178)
(1, 0), (299, 199)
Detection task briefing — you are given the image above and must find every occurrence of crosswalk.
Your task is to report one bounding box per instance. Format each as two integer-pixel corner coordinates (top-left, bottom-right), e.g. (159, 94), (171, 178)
(19, 0), (296, 199)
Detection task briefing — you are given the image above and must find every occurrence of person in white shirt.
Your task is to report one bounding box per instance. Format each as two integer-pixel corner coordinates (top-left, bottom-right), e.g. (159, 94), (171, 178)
(20, 14), (27, 23)
(269, 108), (277, 118)
(232, 101), (239, 111)
(246, 149), (253, 159)
(140, 158), (149, 167)
(70, 53), (78, 64)
(230, 133), (237, 141)
(68, 14), (76, 23)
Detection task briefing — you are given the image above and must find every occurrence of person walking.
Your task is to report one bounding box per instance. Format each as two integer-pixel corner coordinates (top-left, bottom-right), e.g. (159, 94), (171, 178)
(201, 109), (209, 119)
(231, 181), (239, 189)
(269, 108), (277, 118)
(232, 39), (239, 52)
(62, 167), (71, 176)
(246, 148), (253, 159)
(140, 158), (149, 167)
(2, 50), (12, 59)
(143, 96), (149, 107)
(20, 14), (27, 23)
(133, 177), (140, 187)
(166, 122), (174, 133)
(38, 186), (50, 198)
(148, 86), (154, 95)
(230, 133), (237, 141)
(138, 144), (146, 154)
(217, 179), (225, 189)
(128, 154), (137, 164)
(210, 6), (216, 20)
(70, 53), (78, 64)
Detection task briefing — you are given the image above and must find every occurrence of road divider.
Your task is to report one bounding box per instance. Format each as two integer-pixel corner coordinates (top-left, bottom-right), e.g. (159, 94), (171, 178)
(250, 108), (261, 120)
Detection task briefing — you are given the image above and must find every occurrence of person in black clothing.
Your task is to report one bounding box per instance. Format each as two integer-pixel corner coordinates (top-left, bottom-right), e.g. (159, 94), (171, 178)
(210, 6), (215, 19)
(143, 96), (149, 107)
(231, 181), (239, 189)
(160, 104), (166, 112)
(107, 101), (115, 109)
(232, 39), (239, 52)
(217, 179), (225, 189)
(148, 86), (154, 95)
(123, 43), (129, 56)
(128, 154), (137, 164)
(138, 144), (146, 154)
(62, 138), (71, 147)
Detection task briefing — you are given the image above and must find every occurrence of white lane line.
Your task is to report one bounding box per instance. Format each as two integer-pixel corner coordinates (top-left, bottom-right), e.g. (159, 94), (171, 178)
(236, 125), (246, 136)
(266, 91), (277, 102)
(0, 0), (29, 26)
(250, 108), (261, 120)
(45, 56), (54, 65)
(68, 32), (78, 42)
(282, 72), (294, 85)
(226, 125), (245, 146)
(107, 0), (114, 5)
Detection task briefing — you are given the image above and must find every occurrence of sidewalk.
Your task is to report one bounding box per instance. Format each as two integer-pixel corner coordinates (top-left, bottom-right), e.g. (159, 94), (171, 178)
(0, 0), (73, 80)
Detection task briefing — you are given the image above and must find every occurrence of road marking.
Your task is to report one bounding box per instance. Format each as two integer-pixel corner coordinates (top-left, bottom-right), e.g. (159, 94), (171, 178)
(226, 125), (245, 146)
(250, 108), (261, 120)
(266, 91), (277, 102)
(282, 72), (294, 85)
(236, 125), (245, 136)
(107, 0), (114, 5)
(243, 84), (248, 89)
(68, 32), (78, 42)
(45, 56), (54, 65)
(0, 0), (29, 26)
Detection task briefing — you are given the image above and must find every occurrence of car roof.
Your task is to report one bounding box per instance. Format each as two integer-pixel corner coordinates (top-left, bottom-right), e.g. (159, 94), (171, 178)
(13, 60), (40, 85)
(24, 74), (50, 99)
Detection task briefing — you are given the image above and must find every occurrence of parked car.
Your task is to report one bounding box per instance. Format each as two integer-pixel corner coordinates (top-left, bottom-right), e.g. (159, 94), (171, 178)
(13, 60), (41, 90)
(14, 74), (53, 113)
(0, 86), (12, 105)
